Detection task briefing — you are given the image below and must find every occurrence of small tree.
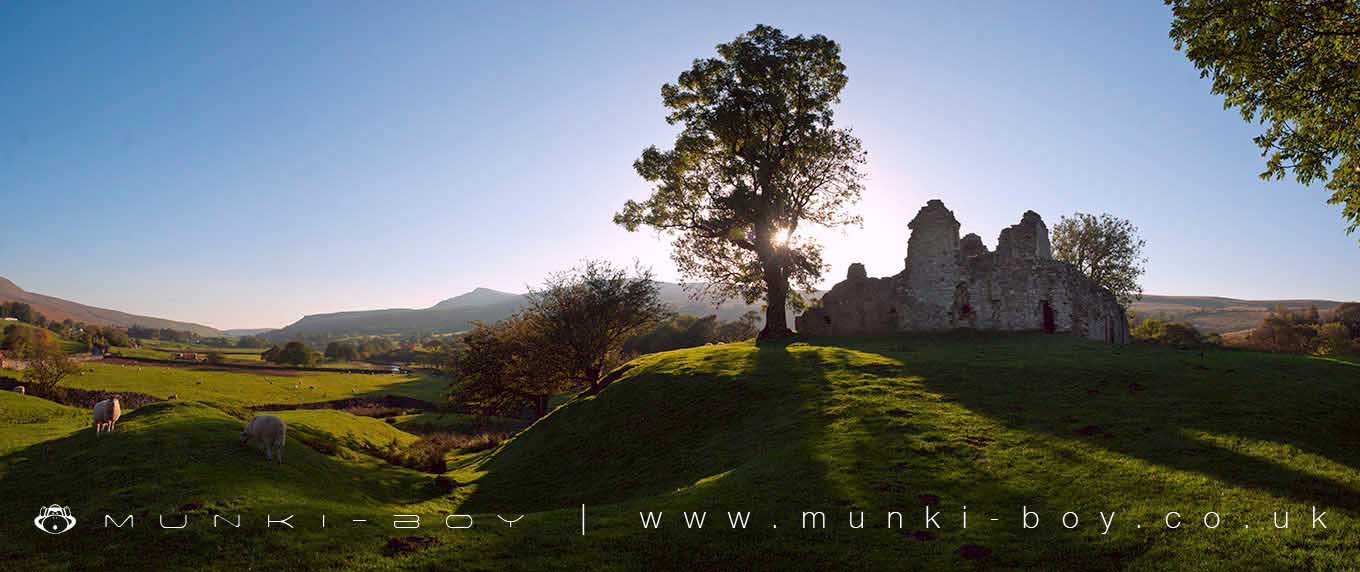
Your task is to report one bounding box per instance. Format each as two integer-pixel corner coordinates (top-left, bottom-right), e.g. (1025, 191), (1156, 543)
(24, 346), (80, 396)
(270, 341), (315, 366)
(615, 25), (866, 339)
(527, 260), (672, 392)
(447, 315), (566, 419)
(1050, 212), (1148, 307)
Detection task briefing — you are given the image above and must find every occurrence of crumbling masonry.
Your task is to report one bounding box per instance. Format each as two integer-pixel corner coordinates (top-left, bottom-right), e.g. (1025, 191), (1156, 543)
(795, 200), (1130, 343)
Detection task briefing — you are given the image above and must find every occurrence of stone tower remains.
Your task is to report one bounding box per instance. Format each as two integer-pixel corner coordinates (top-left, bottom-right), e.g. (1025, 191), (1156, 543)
(796, 200), (1130, 343)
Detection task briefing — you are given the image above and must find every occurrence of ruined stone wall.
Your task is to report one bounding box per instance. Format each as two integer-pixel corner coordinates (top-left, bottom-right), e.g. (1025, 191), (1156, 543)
(794, 263), (899, 336)
(900, 200), (962, 331)
(796, 201), (1130, 344)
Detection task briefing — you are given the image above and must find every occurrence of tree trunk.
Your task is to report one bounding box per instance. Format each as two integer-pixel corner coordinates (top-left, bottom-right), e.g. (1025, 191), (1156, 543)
(532, 394), (550, 419)
(758, 257), (796, 341)
(585, 365), (602, 393)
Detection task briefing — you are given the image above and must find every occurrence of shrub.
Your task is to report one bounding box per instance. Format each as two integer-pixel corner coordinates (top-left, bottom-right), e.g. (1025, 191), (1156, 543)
(1132, 319), (1213, 349)
(1246, 312), (1318, 353)
(1313, 322), (1355, 356)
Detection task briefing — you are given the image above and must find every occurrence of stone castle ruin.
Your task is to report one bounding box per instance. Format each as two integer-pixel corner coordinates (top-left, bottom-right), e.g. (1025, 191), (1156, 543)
(796, 200), (1130, 343)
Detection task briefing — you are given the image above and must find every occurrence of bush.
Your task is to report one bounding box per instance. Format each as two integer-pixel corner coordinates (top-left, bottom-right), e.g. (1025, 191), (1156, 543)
(1246, 312), (1320, 353)
(1313, 322), (1355, 356)
(1131, 319), (1213, 349)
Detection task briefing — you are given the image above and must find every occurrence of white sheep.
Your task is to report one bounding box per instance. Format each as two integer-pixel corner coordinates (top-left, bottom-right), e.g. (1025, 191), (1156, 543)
(13, 386), (24, 395)
(92, 396), (122, 433)
(240, 414), (287, 463)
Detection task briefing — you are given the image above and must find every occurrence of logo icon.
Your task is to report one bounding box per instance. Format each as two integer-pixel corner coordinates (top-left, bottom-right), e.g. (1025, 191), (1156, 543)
(34, 505), (76, 535)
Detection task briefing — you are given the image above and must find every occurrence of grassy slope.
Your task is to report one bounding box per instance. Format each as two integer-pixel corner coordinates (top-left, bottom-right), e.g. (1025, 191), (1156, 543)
(0, 401), (446, 571)
(41, 361), (448, 405)
(277, 409), (420, 452)
(443, 334), (1360, 570)
(0, 391), (86, 455)
(2, 334), (1358, 570)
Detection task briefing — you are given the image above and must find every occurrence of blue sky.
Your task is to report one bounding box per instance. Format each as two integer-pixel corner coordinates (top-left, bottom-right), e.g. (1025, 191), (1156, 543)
(2, 1), (1357, 330)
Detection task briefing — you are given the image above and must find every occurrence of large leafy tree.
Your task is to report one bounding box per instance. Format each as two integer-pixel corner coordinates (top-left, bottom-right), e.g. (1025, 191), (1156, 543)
(615, 25), (867, 340)
(1051, 212), (1148, 308)
(1167, 0), (1360, 236)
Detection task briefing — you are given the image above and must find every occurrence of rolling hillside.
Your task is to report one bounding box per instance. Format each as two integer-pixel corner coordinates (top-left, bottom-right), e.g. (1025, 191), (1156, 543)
(0, 276), (222, 337)
(1129, 295), (1345, 333)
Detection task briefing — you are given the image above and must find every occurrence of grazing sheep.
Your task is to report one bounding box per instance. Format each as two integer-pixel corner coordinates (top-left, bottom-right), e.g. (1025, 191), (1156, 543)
(240, 415), (287, 463)
(92, 396), (123, 434)
(12, 386), (24, 395)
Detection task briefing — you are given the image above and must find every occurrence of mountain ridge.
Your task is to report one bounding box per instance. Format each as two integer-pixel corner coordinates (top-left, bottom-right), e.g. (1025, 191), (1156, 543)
(0, 276), (223, 337)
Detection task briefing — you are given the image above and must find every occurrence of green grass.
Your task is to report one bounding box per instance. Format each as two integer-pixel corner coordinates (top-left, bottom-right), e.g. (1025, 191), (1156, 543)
(0, 400), (445, 571)
(276, 409), (420, 454)
(3, 333), (1359, 570)
(0, 391), (87, 455)
(50, 361), (448, 405)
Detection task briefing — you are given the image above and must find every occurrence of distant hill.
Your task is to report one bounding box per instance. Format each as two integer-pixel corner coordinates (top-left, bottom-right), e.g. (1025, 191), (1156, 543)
(265, 294), (528, 341)
(264, 283), (800, 340)
(263, 286), (1343, 340)
(0, 276), (222, 337)
(222, 328), (274, 337)
(1129, 295), (1346, 333)
(430, 287), (525, 310)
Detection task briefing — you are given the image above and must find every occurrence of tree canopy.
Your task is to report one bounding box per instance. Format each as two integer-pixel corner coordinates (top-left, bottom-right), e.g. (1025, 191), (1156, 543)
(447, 260), (670, 417)
(1167, 0), (1360, 237)
(615, 25), (866, 339)
(1050, 212), (1148, 308)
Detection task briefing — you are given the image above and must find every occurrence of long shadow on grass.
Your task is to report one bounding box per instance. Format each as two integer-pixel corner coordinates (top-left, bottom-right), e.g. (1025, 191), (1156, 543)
(455, 340), (1124, 569)
(806, 333), (1360, 517)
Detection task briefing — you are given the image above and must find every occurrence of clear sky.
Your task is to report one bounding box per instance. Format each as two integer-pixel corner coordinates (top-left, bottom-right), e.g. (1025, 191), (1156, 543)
(2, 1), (1357, 330)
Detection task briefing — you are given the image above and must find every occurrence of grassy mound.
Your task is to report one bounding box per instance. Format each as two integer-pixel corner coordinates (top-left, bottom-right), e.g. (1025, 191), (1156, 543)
(443, 334), (1360, 570)
(4, 334), (1358, 570)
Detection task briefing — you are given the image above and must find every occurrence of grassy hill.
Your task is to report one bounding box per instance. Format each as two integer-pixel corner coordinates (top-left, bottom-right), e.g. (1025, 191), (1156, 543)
(2, 334), (1358, 570)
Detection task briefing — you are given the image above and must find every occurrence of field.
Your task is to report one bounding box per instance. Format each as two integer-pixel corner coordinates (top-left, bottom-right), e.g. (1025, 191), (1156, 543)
(2, 334), (1358, 570)
(109, 340), (266, 364)
(108, 340), (393, 371)
(19, 361), (449, 406)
